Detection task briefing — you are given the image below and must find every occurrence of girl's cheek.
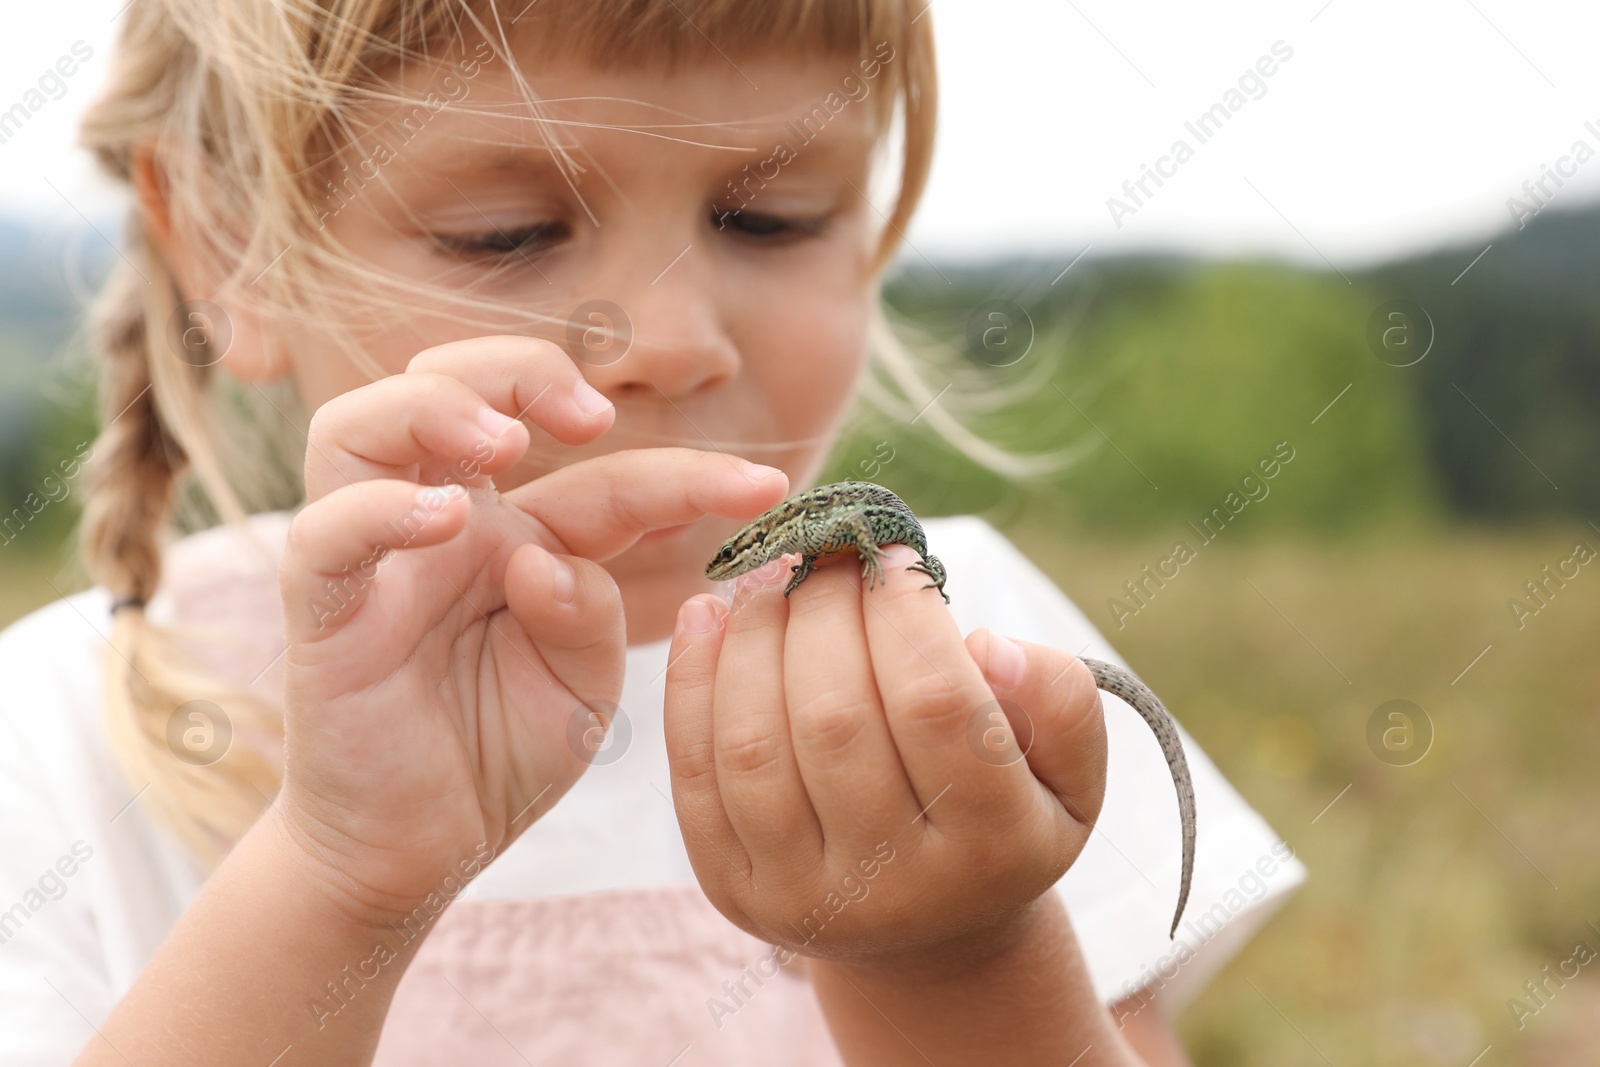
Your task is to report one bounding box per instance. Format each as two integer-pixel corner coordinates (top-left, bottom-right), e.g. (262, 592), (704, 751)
(754, 308), (861, 396)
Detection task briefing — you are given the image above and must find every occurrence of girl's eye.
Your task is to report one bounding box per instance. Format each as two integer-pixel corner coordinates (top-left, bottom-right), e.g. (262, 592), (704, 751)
(713, 208), (829, 242)
(433, 221), (568, 259)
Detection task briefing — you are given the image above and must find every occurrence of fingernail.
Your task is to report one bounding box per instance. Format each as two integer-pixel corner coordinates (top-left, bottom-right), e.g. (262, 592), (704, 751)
(573, 379), (613, 417)
(549, 555), (575, 603)
(476, 406), (520, 439)
(742, 460), (782, 480)
(986, 631), (1027, 690)
(680, 598), (717, 634)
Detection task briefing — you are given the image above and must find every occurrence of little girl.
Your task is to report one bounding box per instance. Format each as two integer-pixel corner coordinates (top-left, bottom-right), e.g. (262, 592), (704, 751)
(0, 1), (1303, 1064)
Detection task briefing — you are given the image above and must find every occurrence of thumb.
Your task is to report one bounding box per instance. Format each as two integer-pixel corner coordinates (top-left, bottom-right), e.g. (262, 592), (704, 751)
(966, 628), (1108, 830)
(503, 541), (627, 717)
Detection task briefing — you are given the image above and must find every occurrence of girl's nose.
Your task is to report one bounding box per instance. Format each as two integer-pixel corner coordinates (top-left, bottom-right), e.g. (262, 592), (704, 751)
(571, 248), (740, 400)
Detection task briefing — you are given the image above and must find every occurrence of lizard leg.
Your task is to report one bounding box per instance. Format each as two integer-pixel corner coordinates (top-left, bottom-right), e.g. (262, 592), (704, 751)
(905, 554), (950, 604)
(782, 555), (818, 597)
(846, 513), (886, 590)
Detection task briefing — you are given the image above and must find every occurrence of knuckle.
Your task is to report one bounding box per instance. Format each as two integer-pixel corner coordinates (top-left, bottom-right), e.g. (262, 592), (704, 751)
(484, 333), (562, 358)
(666, 661), (717, 704)
(716, 722), (789, 778)
(399, 368), (455, 404)
(514, 336), (570, 363)
(668, 735), (719, 785)
(281, 507), (322, 567)
(891, 671), (971, 730)
(790, 690), (874, 755)
(601, 491), (647, 540)
(412, 335), (565, 375)
(304, 400), (342, 447)
(405, 347), (451, 374)
(786, 570), (853, 616)
(699, 875), (754, 925)
(1049, 659), (1106, 736)
(725, 587), (783, 631)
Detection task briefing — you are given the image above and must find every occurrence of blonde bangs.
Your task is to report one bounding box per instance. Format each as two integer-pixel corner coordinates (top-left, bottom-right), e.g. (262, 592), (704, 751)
(508, 0), (937, 268)
(514, 0), (920, 65)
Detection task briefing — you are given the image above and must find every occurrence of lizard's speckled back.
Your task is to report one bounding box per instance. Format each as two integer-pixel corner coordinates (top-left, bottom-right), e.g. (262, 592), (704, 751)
(705, 480), (928, 580)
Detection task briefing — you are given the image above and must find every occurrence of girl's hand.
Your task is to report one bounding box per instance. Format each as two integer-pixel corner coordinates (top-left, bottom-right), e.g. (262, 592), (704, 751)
(663, 544), (1108, 968)
(277, 336), (787, 925)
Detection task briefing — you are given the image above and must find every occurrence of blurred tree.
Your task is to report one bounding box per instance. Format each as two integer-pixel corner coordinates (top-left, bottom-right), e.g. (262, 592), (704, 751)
(846, 257), (1441, 536)
(1368, 204), (1600, 520)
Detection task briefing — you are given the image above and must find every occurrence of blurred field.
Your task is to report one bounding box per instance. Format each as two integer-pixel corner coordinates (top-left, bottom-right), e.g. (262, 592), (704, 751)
(1009, 521), (1600, 1067)
(5, 522), (1595, 1066)
(0, 551), (71, 626)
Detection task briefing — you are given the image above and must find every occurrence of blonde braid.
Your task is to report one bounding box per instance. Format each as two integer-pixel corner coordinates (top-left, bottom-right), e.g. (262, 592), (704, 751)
(81, 233), (178, 610)
(80, 223), (283, 867)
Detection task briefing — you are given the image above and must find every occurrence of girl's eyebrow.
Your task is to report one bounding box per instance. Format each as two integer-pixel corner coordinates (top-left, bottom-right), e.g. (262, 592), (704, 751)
(377, 143), (576, 193)
(429, 146), (568, 176)
(410, 138), (861, 188)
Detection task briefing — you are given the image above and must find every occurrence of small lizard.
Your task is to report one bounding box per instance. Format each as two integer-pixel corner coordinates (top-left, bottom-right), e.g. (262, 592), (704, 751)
(706, 479), (1197, 938)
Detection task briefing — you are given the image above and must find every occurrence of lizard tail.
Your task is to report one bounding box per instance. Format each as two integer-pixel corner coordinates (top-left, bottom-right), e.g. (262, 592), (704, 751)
(1081, 657), (1197, 940)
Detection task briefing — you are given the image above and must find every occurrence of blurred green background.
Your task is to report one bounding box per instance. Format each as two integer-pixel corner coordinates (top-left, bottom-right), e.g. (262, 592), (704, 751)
(4, 207), (1598, 1065)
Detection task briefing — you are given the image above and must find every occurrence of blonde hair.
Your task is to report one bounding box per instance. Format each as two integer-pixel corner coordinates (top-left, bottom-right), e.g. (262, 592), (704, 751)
(76, 0), (1052, 864)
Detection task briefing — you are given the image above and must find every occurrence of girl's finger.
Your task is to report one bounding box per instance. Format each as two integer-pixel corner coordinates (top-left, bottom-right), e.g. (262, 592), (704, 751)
(506, 448), (788, 560)
(781, 559), (921, 846)
(501, 541), (626, 715)
(302, 372), (535, 501)
(279, 481), (471, 642)
(406, 334), (615, 444)
(663, 595), (755, 895)
(303, 336), (613, 500)
(712, 562), (823, 881)
(861, 546), (1036, 830)
(966, 630), (1109, 831)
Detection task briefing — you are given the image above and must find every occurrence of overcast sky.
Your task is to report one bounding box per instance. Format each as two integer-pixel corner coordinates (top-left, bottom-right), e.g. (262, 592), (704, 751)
(3, 0), (1598, 268)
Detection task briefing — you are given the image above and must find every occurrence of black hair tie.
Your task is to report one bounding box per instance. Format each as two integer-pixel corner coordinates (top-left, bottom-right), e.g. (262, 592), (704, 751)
(110, 596), (147, 615)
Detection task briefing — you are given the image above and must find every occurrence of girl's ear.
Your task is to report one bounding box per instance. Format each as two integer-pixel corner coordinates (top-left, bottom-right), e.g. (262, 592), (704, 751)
(131, 148), (173, 246)
(131, 147), (286, 384)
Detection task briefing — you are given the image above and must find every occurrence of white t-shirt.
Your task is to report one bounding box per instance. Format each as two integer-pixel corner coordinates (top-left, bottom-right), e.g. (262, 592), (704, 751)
(0, 511), (1304, 1064)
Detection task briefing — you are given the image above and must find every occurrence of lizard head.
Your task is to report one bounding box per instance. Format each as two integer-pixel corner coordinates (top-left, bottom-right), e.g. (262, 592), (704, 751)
(704, 524), (772, 581)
